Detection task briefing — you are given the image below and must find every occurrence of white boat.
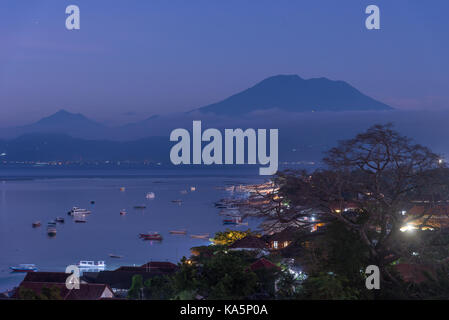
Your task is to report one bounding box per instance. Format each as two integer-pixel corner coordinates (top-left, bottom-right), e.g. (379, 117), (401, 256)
(77, 261), (106, 271)
(73, 212), (87, 223)
(146, 192), (155, 199)
(69, 207), (91, 216)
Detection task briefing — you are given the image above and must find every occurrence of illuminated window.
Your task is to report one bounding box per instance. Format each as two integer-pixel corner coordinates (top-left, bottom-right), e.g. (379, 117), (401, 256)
(273, 241), (278, 249)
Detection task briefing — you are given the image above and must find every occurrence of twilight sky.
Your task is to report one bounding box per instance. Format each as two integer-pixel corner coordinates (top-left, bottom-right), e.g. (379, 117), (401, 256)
(0, 0), (448, 126)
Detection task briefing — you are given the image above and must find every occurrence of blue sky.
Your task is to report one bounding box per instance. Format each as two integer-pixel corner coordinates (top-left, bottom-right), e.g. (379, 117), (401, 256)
(0, 0), (448, 126)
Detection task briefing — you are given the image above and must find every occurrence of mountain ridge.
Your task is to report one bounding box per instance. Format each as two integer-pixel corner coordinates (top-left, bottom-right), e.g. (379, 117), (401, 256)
(196, 74), (393, 115)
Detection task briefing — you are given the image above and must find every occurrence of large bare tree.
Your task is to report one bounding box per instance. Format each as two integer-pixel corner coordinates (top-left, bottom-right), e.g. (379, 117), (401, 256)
(249, 124), (449, 286)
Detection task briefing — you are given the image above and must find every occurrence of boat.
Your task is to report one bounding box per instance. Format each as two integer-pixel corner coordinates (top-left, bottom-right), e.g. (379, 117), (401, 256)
(55, 217), (65, 223)
(139, 232), (163, 241)
(169, 230), (187, 235)
(223, 221), (238, 225)
(73, 212), (87, 223)
(32, 221), (41, 228)
(77, 261), (106, 271)
(146, 192), (155, 199)
(171, 199), (182, 204)
(10, 264), (38, 272)
(109, 254), (123, 259)
(134, 205), (146, 209)
(68, 207), (91, 216)
(120, 209), (127, 215)
(90, 200), (95, 204)
(223, 217), (242, 225)
(47, 223), (57, 237)
(190, 234), (209, 239)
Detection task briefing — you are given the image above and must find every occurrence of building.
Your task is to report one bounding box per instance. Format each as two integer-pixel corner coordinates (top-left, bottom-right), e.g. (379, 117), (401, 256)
(395, 264), (436, 284)
(406, 205), (449, 229)
(249, 258), (280, 272)
(13, 281), (114, 300)
(82, 262), (178, 291)
(229, 236), (269, 253)
(266, 227), (299, 250)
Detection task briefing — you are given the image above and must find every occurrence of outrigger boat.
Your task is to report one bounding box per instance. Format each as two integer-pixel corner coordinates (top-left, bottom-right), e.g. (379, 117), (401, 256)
(139, 232), (163, 241)
(223, 217), (242, 225)
(190, 234), (209, 239)
(47, 222), (57, 237)
(169, 230), (187, 235)
(10, 264), (38, 272)
(146, 192), (155, 199)
(68, 207), (91, 216)
(73, 213), (87, 223)
(77, 261), (106, 271)
(32, 221), (41, 228)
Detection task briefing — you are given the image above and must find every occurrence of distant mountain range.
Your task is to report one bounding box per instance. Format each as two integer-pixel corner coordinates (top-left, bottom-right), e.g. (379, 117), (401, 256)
(0, 74), (403, 163)
(0, 75), (393, 141)
(196, 75), (392, 115)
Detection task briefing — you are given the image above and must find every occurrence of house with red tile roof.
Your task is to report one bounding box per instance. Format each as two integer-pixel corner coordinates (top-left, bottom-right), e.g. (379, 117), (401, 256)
(13, 281), (114, 300)
(250, 258), (280, 272)
(229, 236), (269, 252)
(395, 264), (436, 284)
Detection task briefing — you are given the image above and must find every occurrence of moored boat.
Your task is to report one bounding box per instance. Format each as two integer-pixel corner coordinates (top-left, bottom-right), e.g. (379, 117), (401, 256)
(190, 234), (209, 239)
(146, 192), (155, 199)
(134, 205), (146, 209)
(223, 217), (242, 225)
(109, 254), (123, 259)
(120, 209), (127, 215)
(32, 221), (41, 228)
(47, 226), (57, 237)
(139, 232), (163, 241)
(68, 207), (91, 216)
(77, 261), (106, 270)
(10, 264), (38, 272)
(169, 230), (187, 235)
(55, 217), (65, 223)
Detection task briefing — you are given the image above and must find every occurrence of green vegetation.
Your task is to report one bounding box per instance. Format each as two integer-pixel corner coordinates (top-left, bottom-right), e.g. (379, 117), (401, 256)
(18, 285), (62, 300)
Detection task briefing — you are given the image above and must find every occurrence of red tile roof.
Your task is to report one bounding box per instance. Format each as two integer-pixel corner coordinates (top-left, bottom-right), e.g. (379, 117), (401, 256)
(13, 281), (114, 300)
(395, 264), (436, 284)
(408, 205), (449, 217)
(250, 258), (280, 271)
(23, 272), (69, 283)
(229, 236), (268, 249)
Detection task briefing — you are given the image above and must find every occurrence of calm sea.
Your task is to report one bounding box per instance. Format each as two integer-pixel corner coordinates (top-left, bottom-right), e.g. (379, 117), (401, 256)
(0, 167), (265, 291)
